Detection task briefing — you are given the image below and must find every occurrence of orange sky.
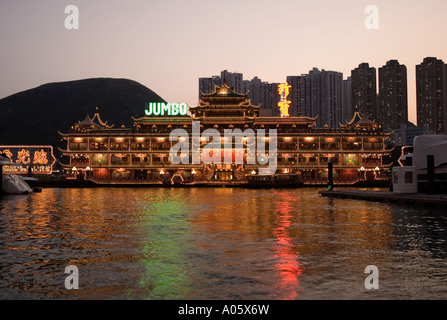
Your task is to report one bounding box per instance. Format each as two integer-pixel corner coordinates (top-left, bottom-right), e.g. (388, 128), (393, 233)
(1, 0), (447, 124)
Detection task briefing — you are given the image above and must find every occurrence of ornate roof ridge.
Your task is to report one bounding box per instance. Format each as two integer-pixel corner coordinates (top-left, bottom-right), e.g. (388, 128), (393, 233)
(92, 107), (107, 126)
(78, 114), (98, 126)
(76, 108), (114, 129)
(201, 84), (248, 98)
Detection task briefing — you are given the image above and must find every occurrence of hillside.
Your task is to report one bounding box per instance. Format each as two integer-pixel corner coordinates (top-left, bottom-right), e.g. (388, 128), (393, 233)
(0, 78), (165, 153)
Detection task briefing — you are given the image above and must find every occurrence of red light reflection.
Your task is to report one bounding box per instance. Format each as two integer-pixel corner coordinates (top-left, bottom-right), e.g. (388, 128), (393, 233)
(272, 200), (303, 299)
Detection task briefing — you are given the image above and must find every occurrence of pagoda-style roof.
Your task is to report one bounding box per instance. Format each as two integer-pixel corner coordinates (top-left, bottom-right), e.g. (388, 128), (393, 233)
(92, 107), (113, 128)
(78, 114), (99, 127)
(70, 108), (114, 132)
(342, 107), (362, 127)
(341, 107), (378, 130)
(190, 84), (261, 119)
(201, 83), (248, 98)
(357, 116), (374, 126)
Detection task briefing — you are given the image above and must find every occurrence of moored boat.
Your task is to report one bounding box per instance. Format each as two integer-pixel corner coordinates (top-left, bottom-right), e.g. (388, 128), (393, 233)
(245, 173), (303, 188)
(1, 155), (33, 195)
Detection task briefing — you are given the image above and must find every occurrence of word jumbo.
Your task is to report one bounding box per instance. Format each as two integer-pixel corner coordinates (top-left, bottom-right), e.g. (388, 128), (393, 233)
(145, 102), (189, 117)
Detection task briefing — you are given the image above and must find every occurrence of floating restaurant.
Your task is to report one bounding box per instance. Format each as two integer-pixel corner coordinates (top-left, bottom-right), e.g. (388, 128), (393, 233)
(59, 84), (393, 185)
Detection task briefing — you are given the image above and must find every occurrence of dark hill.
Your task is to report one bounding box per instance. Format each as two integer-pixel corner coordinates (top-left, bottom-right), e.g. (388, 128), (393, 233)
(0, 78), (165, 153)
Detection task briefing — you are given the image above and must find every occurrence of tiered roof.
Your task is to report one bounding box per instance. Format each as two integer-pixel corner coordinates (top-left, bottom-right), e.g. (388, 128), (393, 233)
(74, 107), (114, 130)
(340, 107), (379, 130)
(190, 84), (261, 119)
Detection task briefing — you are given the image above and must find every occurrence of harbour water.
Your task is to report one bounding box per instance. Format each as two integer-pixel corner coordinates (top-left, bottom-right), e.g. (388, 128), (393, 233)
(1, 187), (447, 300)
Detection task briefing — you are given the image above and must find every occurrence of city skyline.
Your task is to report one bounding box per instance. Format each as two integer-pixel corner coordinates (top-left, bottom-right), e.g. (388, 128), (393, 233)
(1, 0), (447, 125)
(199, 63), (413, 131)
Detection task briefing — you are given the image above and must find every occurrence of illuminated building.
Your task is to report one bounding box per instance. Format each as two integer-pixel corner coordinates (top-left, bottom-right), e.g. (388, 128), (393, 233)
(286, 76), (301, 117)
(378, 60), (408, 133)
(59, 85), (393, 185)
(416, 57), (447, 134)
(300, 68), (344, 128)
(199, 76), (222, 98)
(351, 63), (377, 122)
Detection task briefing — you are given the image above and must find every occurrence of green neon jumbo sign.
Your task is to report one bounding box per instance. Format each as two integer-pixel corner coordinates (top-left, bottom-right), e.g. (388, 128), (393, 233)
(145, 102), (189, 116)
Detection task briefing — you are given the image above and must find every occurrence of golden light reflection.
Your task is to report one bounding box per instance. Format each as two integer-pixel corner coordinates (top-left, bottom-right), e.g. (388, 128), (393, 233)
(0, 188), (403, 300)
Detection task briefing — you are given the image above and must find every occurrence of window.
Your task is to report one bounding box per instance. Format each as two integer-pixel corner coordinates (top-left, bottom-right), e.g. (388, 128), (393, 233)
(405, 171), (413, 184)
(393, 172), (399, 184)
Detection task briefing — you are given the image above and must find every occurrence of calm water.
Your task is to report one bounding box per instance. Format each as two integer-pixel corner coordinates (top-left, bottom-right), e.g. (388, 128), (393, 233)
(1, 187), (447, 300)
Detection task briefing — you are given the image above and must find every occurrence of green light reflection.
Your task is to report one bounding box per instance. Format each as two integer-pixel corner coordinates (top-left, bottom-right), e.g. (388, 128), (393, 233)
(133, 190), (194, 299)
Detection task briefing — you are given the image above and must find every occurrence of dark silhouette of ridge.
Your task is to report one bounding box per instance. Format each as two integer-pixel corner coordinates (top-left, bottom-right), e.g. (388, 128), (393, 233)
(0, 78), (166, 153)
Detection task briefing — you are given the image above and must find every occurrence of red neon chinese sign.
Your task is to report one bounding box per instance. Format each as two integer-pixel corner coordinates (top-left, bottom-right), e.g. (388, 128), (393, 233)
(1, 145), (56, 174)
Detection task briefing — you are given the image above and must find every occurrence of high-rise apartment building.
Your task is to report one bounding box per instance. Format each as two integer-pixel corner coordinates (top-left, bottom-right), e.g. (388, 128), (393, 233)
(246, 76), (262, 106)
(351, 63), (377, 121)
(342, 77), (352, 124)
(299, 68), (343, 127)
(198, 76), (221, 99)
(286, 76), (302, 117)
(378, 60), (408, 132)
(221, 70), (244, 94)
(416, 57), (447, 134)
(300, 68), (321, 120)
(259, 82), (281, 116)
(320, 70), (343, 128)
(200, 70), (246, 98)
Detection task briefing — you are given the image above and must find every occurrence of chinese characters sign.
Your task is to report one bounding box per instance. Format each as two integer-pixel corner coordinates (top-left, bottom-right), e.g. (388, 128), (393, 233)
(1, 146), (56, 174)
(277, 83), (291, 118)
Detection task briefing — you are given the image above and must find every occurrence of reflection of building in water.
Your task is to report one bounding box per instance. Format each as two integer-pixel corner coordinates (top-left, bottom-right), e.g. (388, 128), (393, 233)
(391, 205), (447, 259)
(59, 86), (393, 185)
(272, 197), (303, 300)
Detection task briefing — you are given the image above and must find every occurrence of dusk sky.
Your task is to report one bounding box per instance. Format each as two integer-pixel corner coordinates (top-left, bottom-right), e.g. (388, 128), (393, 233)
(1, 0), (447, 124)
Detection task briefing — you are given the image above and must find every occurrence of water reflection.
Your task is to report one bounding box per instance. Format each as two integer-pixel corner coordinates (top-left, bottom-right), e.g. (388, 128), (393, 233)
(1, 188), (447, 299)
(272, 192), (303, 300)
(135, 190), (194, 299)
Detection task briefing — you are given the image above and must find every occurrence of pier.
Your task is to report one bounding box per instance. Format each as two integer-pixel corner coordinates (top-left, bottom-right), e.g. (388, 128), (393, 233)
(319, 189), (447, 207)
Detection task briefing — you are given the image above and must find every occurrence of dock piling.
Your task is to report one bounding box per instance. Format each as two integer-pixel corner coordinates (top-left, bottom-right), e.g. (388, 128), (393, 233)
(427, 155), (435, 194)
(328, 162), (334, 191)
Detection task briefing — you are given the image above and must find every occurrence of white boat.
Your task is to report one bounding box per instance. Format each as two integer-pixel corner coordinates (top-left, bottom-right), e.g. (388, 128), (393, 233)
(2, 174), (33, 194)
(395, 134), (447, 194)
(406, 135), (447, 169)
(1, 155), (33, 195)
